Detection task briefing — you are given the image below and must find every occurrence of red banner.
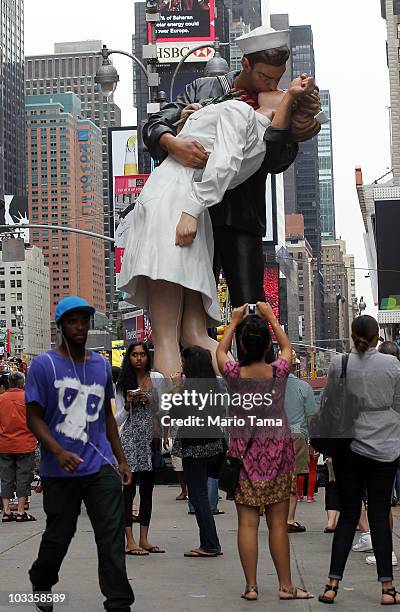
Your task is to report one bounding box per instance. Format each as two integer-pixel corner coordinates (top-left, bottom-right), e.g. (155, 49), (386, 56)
(115, 248), (124, 274)
(114, 174), (149, 196)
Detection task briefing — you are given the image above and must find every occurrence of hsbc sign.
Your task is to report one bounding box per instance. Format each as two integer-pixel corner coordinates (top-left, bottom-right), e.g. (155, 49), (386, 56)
(156, 41), (214, 63)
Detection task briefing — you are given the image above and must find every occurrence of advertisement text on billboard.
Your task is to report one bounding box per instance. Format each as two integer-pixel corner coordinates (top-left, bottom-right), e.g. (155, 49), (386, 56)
(149, 0), (215, 43)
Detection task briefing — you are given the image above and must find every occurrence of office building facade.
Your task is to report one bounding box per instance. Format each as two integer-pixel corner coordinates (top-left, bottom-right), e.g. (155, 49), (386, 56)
(0, 0), (25, 200)
(321, 240), (354, 352)
(0, 245), (50, 361)
(25, 42), (122, 317)
(357, 1), (400, 331)
(285, 214), (316, 348)
(26, 93), (105, 319)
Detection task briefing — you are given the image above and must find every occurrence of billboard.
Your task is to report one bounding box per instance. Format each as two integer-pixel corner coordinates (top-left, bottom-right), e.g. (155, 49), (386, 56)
(0, 195), (29, 242)
(122, 310), (145, 345)
(108, 127), (149, 269)
(375, 199), (400, 311)
(149, 0), (215, 43)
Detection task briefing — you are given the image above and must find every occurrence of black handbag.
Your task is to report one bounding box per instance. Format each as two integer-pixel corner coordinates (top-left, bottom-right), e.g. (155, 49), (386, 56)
(309, 354), (361, 456)
(219, 434), (255, 495)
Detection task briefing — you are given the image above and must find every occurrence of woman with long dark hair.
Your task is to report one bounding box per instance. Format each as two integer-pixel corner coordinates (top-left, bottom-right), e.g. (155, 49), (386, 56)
(171, 345), (226, 557)
(115, 342), (165, 556)
(319, 315), (400, 605)
(217, 302), (313, 601)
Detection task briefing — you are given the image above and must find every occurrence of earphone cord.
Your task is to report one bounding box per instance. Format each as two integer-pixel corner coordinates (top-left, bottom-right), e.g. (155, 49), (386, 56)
(61, 332), (120, 475)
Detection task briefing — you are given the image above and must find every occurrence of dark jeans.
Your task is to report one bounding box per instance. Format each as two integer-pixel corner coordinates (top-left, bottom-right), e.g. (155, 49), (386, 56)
(329, 448), (398, 583)
(29, 465), (134, 612)
(182, 455), (221, 553)
(123, 470), (155, 528)
(213, 227), (264, 306)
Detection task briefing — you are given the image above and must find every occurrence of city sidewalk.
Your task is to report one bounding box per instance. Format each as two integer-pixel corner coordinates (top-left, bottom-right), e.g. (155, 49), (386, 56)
(1, 486), (399, 611)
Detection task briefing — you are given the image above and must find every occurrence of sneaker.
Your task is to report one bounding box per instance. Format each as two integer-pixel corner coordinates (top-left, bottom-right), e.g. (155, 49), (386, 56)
(365, 552), (398, 566)
(352, 532), (373, 552)
(306, 496), (315, 503)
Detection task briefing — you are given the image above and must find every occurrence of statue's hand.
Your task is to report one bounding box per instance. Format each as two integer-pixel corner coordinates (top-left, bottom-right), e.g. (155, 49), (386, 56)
(175, 212), (198, 247)
(291, 112), (321, 142)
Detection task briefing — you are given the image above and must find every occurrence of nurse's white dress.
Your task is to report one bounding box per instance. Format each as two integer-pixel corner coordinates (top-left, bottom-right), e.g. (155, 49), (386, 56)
(118, 100), (270, 325)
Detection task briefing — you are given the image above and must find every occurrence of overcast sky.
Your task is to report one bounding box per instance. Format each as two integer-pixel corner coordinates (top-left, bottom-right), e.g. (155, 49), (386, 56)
(25, 0), (390, 315)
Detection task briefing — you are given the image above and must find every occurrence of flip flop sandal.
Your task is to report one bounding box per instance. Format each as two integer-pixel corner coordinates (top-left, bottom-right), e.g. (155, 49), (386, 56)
(241, 585), (258, 601)
(318, 584), (339, 604)
(287, 522), (306, 533)
(280, 586), (314, 600)
(2, 513), (14, 522)
(125, 549), (149, 556)
(184, 549), (218, 558)
(15, 513), (36, 522)
(143, 546), (166, 553)
(381, 587), (400, 605)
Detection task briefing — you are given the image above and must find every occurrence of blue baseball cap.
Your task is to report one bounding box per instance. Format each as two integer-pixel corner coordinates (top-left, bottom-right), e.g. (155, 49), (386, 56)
(55, 296), (96, 323)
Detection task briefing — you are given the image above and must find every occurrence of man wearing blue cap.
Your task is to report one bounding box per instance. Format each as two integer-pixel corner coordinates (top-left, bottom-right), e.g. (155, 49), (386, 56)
(25, 296), (134, 612)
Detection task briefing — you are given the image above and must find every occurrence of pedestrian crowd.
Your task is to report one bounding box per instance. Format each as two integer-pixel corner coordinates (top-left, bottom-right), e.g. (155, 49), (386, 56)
(1, 295), (400, 611)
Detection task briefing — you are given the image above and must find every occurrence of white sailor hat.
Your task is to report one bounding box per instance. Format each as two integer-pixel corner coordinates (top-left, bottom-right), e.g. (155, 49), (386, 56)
(236, 25), (290, 55)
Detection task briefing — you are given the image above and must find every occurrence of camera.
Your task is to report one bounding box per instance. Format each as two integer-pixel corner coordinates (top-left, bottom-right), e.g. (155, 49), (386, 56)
(246, 304), (257, 316)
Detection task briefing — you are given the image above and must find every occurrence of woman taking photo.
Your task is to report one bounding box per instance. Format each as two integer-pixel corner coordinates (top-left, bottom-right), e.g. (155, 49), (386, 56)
(115, 342), (165, 556)
(170, 345), (226, 557)
(216, 302), (313, 601)
(319, 315), (400, 605)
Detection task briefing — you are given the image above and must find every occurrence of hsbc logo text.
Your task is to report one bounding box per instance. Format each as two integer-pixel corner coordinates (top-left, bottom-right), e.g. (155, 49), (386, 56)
(157, 46), (192, 60)
(156, 42), (214, 63)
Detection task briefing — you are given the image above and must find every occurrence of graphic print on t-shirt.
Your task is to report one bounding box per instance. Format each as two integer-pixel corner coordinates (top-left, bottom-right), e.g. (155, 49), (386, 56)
(55, 377), (105, 443)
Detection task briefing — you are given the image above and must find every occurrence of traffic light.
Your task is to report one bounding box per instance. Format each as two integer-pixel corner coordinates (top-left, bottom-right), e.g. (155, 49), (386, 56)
(216, 326), (225, 342)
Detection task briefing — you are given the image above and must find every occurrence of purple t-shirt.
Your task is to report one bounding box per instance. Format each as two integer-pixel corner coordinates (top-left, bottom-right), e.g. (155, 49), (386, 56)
(25, 350), (115, 478)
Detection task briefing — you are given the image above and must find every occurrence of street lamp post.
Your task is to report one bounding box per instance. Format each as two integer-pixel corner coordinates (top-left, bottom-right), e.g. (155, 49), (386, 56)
(95, 0), (162, 115)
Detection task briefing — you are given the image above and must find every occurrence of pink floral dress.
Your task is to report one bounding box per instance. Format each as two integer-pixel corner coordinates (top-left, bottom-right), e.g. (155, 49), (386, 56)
(224, 358), (295, 506)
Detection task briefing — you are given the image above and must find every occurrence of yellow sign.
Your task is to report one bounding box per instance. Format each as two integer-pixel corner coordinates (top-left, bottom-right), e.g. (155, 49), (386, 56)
(112, 340), (125, 368)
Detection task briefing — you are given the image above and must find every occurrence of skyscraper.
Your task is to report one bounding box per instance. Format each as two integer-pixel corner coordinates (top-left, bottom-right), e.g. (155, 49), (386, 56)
(290, 25), (321, 261)
(225, 0), (264, 69)
(271, 16), (325, 342)
(26, 93), (105, 319)
(318, 90), (336, 241)
(25, 42), (122, 317)
(0, 0), (25, 200)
